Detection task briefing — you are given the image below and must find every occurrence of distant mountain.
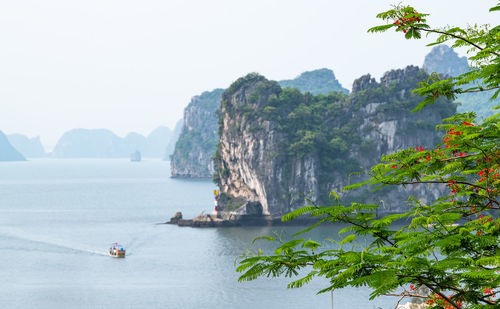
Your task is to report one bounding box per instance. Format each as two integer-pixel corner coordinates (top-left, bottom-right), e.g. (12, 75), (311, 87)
(164, 119), (183, 160)
(52, 126), (174, 158)
(123, 132), (147, 154)
(423, 45), (499, 119)
(278, 68), (349, 95)
(7, 134), (46, 158)
(53, 129), (125, 158)
(423, 45), (469, 77)
(169, 68), (349, 178)
(0, 130), (26, 161)
(146, 126), (172, 157)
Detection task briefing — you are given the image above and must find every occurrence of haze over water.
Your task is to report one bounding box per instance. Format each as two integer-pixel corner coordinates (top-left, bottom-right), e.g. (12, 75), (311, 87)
(0, 159), (397, 308)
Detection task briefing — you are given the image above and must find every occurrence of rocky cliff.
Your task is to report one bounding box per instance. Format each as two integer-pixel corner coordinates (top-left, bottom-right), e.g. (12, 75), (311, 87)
(0, 130), (26, 161)
(214, 66), (456, 217)
(171, 68), (348, 178)
(170, 89), (224, 177)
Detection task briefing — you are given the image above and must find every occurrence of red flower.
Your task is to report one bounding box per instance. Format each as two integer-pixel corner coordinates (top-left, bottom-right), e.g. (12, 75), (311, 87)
(462, 122), (474, 126)
(391, 165), (397, 169)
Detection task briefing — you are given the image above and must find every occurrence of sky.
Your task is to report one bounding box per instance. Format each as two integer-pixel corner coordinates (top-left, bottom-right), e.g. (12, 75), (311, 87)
(0, 0), (497, 150)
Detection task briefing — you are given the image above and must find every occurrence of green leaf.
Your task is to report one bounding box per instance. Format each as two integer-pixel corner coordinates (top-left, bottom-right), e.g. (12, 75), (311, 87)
(329, 191), (340, 200)
(302, 240), (321, 250)
(367, 24), (394, 33)
(339, 234), (356, 246)
(252, 235), (275, 245)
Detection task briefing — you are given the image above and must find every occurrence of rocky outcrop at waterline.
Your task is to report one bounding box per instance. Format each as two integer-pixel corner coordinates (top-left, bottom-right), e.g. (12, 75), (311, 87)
(214, 66), (456, 218)
(165, 211), (315, 227)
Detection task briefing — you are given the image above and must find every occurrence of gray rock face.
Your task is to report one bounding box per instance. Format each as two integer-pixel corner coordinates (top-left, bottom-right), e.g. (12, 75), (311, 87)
(352, 74), (378, 93)
(170, 89), (224, 178)
(7, 134), (46, 158)
(0, 130), (26, 161)
(215, 68), (456, 217)
(380, 65), (420, 87)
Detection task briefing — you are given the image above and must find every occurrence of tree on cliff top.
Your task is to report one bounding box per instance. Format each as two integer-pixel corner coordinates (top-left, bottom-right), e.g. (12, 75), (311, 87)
(237, 3), (499, 308)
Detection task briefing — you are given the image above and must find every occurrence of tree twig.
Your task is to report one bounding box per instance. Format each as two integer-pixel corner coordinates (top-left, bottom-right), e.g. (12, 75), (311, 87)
(458, 86), (500, 93)
(414, 27), (500, 57)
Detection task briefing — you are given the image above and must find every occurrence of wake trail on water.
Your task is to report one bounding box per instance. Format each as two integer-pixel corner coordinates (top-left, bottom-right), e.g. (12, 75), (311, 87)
(0, 228), (108, 257)
(0, 223), (164, 257)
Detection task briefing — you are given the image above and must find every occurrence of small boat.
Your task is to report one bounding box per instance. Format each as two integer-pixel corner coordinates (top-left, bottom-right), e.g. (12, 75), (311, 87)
(109, 243), (126, 258)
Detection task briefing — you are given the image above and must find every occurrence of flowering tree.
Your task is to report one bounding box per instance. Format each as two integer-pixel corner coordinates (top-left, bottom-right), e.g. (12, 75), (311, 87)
(237, 3), (499, 309)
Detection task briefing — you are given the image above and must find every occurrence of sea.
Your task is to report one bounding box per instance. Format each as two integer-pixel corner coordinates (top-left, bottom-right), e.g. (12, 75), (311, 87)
(0, 159), (400, 309)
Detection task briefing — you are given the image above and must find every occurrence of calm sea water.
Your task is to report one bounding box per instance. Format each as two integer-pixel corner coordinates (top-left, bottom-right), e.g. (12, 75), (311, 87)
(0, 159), (398, 309)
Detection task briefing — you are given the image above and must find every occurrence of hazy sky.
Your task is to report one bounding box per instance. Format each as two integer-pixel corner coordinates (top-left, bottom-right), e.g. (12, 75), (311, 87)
(1, 0), (497, 150)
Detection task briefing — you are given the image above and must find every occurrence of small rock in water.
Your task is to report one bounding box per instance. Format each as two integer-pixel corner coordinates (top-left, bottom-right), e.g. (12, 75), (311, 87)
(167, 211), (183, 224)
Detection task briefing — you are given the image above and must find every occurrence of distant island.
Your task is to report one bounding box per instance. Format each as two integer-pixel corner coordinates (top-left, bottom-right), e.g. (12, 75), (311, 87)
(0, 130), (26, 161)
(7, 134), (46, 158)
(52, 125), (179, 159)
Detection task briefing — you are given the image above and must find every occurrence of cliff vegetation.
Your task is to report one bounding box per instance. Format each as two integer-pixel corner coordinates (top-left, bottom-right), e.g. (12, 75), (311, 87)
(215, 66), (456, 216)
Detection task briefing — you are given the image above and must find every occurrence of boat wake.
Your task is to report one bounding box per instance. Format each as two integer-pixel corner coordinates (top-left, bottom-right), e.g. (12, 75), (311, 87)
(0, 228), (108, 256)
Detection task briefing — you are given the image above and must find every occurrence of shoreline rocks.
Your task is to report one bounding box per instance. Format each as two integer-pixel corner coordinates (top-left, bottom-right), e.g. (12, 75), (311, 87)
(165, 211), (318, 228)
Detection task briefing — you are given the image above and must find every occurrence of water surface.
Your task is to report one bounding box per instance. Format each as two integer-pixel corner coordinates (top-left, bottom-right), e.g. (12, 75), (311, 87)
(0, 159), (398, 308)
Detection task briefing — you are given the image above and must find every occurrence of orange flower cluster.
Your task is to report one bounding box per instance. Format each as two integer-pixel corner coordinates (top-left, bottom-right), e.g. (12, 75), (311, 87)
(478, 168), (500, 182)
(392, 11), (421, 33)
(426, 293), (463, 308)
(478, 214), (493, 224)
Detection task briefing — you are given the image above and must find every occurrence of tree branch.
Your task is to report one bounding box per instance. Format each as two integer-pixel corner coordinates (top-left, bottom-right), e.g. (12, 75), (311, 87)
(458, 86), (500, 93)
(414, 27), (500, 57)
(386, 180), (499, 206)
